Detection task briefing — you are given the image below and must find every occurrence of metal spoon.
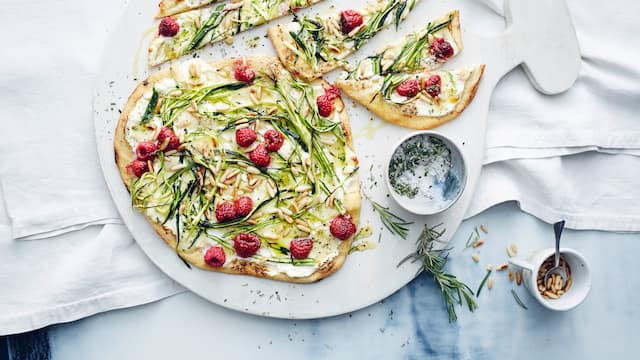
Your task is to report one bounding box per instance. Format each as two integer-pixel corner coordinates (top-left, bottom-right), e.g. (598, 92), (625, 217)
(544, 220), (567, 288)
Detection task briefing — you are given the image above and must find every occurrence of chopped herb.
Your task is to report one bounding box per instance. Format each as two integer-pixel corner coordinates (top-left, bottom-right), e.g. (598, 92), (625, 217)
(140, 89), (159, 124)
(511, 289), (528, 310)
(476, 269), (492, 297)
(465, 226), (482, 248)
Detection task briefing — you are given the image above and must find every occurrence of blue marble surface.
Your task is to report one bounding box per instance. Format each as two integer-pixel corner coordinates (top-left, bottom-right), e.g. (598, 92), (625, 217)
(48, 202), (640, 358)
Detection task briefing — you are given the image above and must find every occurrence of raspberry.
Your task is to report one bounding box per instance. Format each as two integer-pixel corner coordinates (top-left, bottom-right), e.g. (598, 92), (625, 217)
(157, 127), (180, 152)
(158, 17), (180, 37)
(290, 237), (314, 259)
(234, 60), (255, 83)
(235, 127), (257, 148)
(340, 10), (364, 34)
(249, 143), (271, 167)
(233, 233), (261, 258)
(235, 196), (253, 218)
(316, 94), (334, 117)
(424, 74), (442, 98)
(324, 85), (341, 100)
(135, 141), (158, 161)
(396, 79), (420, 98)
(127, 159), (149, 178)
(215, 201), (237, 222)
(204, 246), (226, 268)
(430, 37), (454, 60)
(329, 214), (357, 240)
(264, 130), (284, 152)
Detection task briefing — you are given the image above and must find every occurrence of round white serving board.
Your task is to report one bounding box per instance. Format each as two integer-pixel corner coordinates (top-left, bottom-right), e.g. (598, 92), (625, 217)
(95, 0), (578, 318)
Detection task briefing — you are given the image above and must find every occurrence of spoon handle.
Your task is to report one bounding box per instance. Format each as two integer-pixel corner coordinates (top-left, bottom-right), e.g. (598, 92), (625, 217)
(553, 221), (566, 267)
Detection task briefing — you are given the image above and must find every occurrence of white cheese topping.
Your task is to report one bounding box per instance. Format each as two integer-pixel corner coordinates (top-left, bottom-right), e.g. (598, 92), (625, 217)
(124, 60), (358, 278)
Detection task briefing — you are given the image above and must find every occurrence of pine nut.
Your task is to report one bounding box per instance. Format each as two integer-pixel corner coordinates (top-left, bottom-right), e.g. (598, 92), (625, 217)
(471, 253), (480, 263)
(487, 278), (494, 290)
(516, 271), (522, 285)
(472, 240), (485, 248)
(508, 269), (514, 282)
(296, 224), (311, 233)
(497, 263), (509, 271)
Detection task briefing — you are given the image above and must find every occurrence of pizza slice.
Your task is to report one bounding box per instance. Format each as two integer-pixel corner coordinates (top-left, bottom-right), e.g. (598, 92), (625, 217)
(336, 65), (485, 129)
(157, 0), (220, 17)
(268, 0), (421, 81)
(345, 10), (463, 80)
(149, 0), (325, 66)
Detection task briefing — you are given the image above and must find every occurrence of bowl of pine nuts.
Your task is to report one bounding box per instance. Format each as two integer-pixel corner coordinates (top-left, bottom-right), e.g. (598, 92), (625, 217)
(509, 248), (591, 311)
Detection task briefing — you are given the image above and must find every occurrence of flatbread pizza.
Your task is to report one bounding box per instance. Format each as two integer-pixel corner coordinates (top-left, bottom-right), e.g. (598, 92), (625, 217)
(149, 0), (325, 66)
(268, 0), (420, 81)
(336, 10), (485, 129)
(115, 56), (361, 283)
(337, 65), (485, 129)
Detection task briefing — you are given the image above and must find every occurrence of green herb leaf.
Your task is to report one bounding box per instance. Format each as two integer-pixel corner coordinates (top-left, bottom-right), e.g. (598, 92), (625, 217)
(476, 269), (492, 297)
(140, 89), (159, 125)
(368, 197), (413, 239)
(511, 289), (528, 310)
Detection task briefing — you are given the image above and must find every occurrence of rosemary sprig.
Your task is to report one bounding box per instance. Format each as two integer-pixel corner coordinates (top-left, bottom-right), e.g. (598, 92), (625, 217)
(511, 289), (528, 310)
(368, 198), (413, 239)
(399, 223), (477, 322)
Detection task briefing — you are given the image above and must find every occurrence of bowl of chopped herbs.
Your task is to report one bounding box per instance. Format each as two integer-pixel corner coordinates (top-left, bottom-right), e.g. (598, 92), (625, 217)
(385, 131), (467, 215)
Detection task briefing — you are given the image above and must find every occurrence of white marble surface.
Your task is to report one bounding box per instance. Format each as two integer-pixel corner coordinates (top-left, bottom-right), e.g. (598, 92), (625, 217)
(48, 202), (640, 358)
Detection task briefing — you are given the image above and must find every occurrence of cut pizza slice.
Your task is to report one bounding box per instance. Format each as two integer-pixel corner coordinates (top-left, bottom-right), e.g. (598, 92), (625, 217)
(268, 0), (421, 81)
(157, 0), (220, 17)
(336, 65), (485, 129)
(149, 0), (325, 66)
(346, 10), (463, 81)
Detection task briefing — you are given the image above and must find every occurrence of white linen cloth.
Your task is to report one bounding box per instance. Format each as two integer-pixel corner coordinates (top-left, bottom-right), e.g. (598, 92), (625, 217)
(0, 1), (124, 239)
(0, 0), (639, 334)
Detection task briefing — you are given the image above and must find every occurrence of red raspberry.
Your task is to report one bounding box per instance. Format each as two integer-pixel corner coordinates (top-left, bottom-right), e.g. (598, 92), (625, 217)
(324, 85), (341, 101)
(215, 201), (237, 222)
(127, 159), (149, 178)
(204, 246), (226, 268)
(396, 79), (420, 98)
(158, 17), (180, 37)
(290, 237), (314, 259)
(424, 74), (442, 98)
(235, 128), (257, 147)
(317, 94), (334, 117)
(264, 130), (284, 152)
(249, 143), (271, 167)
(234, 60), (255, 83)
(135, 141), (158, 161)
(430, 37), (454, 60)
(233, 233), (261, 258)
(235, 196), (253, 218)
(329, 214), (357, 240)
(157, 127), (180, 152)
(340, 10), (364, 34)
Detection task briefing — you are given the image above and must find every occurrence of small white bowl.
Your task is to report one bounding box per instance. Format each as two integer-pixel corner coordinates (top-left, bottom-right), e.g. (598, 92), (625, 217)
(385, 131), (468, 215)
(509, 248), (591, 311)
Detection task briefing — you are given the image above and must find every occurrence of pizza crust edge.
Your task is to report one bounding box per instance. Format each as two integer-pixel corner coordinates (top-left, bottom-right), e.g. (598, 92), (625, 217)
(335, 64), (485, 130)
(115, 56), (361, 283)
